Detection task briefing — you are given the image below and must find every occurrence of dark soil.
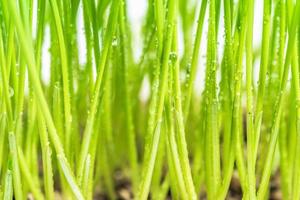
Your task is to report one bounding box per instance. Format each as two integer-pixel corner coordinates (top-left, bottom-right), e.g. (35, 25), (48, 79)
(91, 170), (282, 200)
(226, 170), (281, 200)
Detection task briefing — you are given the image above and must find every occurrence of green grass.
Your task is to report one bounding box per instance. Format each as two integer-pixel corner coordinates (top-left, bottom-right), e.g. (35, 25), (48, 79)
(0, 0), (300, 199)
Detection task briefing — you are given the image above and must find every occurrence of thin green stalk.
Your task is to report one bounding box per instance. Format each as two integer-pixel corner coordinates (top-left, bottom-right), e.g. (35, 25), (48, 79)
(81, 154), (91, 199)
(8, 132), (23, 200)
(154, 0), (164, 50)
(183, 0), (207, 119)
(3, 160), (13, 200)
(291, 47), (300, 200)
(0, 112), (7, 173)
(172, 27), (197, 199)
(253, 0), (272, 164)
(0, 28), (12, 122)
(82, 0), (101, 70)
(164, 37), (188, 199)
(77, 0), (120, 183)
(85, 56), (112, 200)
(52, 83), (64, 141)
(119, 0), (138, 190)
(137, 0), (177, 198)
(48, 0), (72, 160)
(82, 0), (94, 93)
(151, 119), (166, 199)
(164, 102), (188, 199)
(245, 0), (255, 199)
(204, 0), (221, 198)
(289, 2), (300, 198)
(37, 108), (54, 200)
(17, 147), (44, 200)
(257, 0), (300, 198)
(219, 0), (235, 194)
(216, 1), (234, 198)
(5, 1), (83, 198)
(285, 0), (296, 181)
(96, 61), (115, 200)
(145, 0), (164, 141)
(230, 0), (248, 195)
(279, 118), (290, 200)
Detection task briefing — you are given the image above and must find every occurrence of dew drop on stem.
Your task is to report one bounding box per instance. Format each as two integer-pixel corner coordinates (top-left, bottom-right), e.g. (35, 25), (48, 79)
(112, 37), (118, 47)
(186, 63), (191, 70)
(186, 73), (190, 80)
(169, 52), (177, 63)
(9, 86), (14, 97)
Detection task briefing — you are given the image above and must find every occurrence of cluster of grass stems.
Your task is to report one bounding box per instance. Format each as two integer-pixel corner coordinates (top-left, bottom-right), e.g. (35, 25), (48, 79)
(0, 0), (300, 199)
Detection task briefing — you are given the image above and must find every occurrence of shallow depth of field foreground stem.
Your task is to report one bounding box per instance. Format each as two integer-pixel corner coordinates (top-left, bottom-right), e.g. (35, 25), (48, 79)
(0, 0), (300, 199)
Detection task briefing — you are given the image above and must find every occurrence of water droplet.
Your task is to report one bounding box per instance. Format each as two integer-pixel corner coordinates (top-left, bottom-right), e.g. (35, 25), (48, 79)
(263, 20), (267, 25)
(112, 37), (118, 47)
(54, 82), (60, 89)
(167, 23), (171, 29)
(186, 73), (190, 79)
(9, 87), (14, 97)
(187, 63), (191, 69)
(169, 52), (177, 63)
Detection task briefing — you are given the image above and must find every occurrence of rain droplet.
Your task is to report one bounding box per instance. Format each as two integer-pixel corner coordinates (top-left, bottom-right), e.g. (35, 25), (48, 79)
(263, 20), (267, 25)
(186, 73), (190, 79)
(187, 63), (191, 69)
(54, 82), (60, 89)
(169, 52), (177, 63)
(9, 87), (14, 97)
(112, 37), (118, 47)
